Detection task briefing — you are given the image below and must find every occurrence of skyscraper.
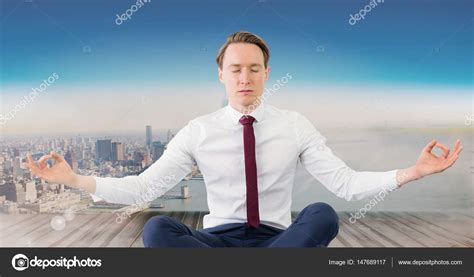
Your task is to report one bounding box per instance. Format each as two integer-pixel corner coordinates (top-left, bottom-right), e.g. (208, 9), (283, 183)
(96, 139), (112, 161)
(112, 142), (125, 162)
(152, 141), (165, 161)
(65, 149), (78, 172)
(12, 157), (22, 179)
(2, 180), (25, 204)
(25, 180), (37, 202)
(146, 125), (152, 149)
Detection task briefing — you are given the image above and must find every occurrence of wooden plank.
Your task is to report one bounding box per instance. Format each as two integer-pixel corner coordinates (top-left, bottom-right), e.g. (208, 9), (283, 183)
(380, 212), (451, 247)
(6, 214), (90, 247)
(86, 212), (140, 247)
(387, 212), (470, 247)
(196, 211), (204, 230)
(340, 217), (385, 247)
(342, 212), (402, 247)
(64, 213), (117, 247)
(109, 211), (170, 247)
(1, 214), (52, 244)
(411, 212), (474, 241)
(182, 211), (193, 228)
(0, 214), (37, 232)
(328, 236), (344, 247)
(359, 213), (425, 247)
(28, 214), (102, 247)
(337, 220), (364, 247)
(383, 212), (467, 247)
(339, 212), (395, 247)
(1, 211), (472, 248)
(403, 212), (474, 247)
(189, 211), (201, 229)
(50, 213), (111, 247)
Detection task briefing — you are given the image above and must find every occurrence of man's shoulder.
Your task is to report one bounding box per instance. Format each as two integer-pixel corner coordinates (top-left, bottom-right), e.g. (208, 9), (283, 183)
(189, 106), (228, 125)
(265, 104), (304, 122)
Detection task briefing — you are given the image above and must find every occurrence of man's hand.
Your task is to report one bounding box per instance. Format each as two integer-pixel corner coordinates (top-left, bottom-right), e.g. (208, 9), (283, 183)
(24, 151), (76, 186)
(415, 139), (462, 177)
(397, 139), (462, 187)
(24, 151), (97, 194)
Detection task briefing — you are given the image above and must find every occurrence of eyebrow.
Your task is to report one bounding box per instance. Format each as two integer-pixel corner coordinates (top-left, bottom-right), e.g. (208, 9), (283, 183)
(228, 64), (263, 68)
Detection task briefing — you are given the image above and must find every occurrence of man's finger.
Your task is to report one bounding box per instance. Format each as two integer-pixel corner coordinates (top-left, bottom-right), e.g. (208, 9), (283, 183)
(26, 152), (34, 165)
(50, 151), (65, 163)
(26, 153), (39, 169)
(26, 153), (42, 177)
(435, 143), (450, 158)
(453, 139), (461, 152)
(447, 139), (461, 159)
(423, 139), (437, 153)
(38, 154), (53, 168)
(446, 154), (459, 168)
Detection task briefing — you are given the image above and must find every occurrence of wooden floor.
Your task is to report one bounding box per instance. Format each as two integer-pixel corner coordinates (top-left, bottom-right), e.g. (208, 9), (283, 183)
(0, 211), (473, 247)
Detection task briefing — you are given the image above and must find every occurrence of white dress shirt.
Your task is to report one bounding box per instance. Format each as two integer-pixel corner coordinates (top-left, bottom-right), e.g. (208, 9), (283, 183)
(92, 103), (400, 230)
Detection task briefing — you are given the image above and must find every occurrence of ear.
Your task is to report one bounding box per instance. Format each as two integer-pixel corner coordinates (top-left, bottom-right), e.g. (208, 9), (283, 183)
(264, 66), (270, 81)
(218, 67), (224, 84)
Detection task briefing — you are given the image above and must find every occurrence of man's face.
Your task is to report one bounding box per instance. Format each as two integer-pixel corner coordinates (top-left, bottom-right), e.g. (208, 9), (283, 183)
(218, 43), (269, 113)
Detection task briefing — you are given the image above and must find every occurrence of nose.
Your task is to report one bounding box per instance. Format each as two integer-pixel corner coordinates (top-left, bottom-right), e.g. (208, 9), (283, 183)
(239, 70), (251, 86)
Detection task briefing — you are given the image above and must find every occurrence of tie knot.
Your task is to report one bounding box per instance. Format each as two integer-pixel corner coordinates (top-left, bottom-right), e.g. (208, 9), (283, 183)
(239, 115), (255, 126)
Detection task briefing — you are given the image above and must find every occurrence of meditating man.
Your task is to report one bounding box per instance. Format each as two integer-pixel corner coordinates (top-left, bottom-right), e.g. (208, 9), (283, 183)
(25, 31), (463, 247)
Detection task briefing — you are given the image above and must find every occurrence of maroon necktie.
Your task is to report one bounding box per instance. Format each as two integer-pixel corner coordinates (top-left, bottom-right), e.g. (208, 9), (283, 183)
(239, 115), (260, 228)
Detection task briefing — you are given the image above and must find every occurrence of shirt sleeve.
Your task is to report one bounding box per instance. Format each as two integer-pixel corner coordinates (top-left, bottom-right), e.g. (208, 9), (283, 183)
(89, 120), (199, 205)
(294, 112), (400, 201)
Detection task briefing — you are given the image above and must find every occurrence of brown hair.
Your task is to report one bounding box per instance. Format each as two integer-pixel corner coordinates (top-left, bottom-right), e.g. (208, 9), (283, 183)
(216, 31), (270, 69)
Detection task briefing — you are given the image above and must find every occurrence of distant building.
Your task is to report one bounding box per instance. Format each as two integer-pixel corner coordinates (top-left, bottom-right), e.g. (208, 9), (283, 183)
(111, 142), (125, 162)
(96, 139), (112, 161)
(146, 125), (152, 149)
(2, 201), (18, 214)
(152, 141), (165, 161)
(64, 149), (78, 172)
(25, 180), (37, 202)
(22, 191), (81, 213)
(133, 151), (145, 165)
(181, 185), (191, 199)
(1, 181), (25, 204)
(12, 157), (22, 179)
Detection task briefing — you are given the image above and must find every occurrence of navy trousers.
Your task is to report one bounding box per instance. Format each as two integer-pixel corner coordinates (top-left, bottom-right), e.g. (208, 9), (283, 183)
(142, 202), (339, 248)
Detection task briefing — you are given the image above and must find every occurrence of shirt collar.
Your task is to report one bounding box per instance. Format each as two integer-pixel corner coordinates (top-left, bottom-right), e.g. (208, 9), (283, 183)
(225, 102), (266, 126)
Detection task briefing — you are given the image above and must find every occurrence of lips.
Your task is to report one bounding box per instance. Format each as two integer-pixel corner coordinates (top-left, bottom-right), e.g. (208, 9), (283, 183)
(238, 90), (253, 93)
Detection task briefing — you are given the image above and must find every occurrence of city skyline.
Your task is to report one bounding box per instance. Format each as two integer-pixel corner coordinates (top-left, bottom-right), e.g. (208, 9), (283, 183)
(0, 124), (189, 215)
(0, 84), (471, 136)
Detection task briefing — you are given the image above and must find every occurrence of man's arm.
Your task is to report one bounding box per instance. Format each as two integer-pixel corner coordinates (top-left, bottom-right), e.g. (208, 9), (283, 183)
(26, 121), (199, 205)
(294, 113), (462, 201)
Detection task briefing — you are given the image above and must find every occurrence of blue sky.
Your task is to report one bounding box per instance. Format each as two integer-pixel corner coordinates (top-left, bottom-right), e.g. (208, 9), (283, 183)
(1, 0), (472, 88)
(0, 0), (472, 134)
